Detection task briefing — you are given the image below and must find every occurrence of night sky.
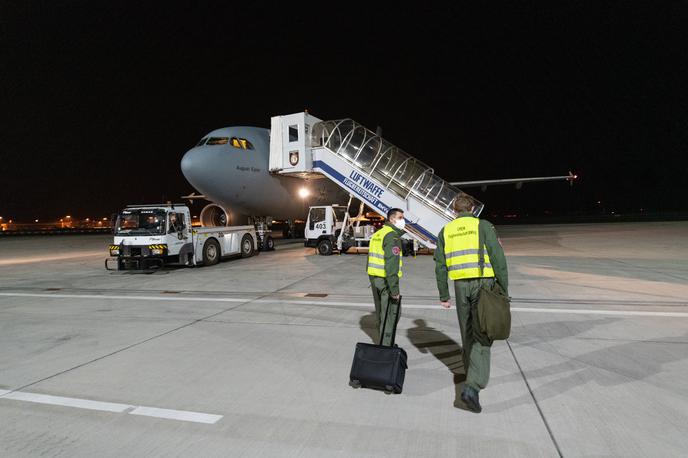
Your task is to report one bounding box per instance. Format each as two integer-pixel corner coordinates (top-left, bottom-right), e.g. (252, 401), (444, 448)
(2, 2), (687, 221)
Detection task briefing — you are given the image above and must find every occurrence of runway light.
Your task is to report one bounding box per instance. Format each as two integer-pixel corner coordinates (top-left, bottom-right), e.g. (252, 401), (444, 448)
(298, 187), (310, 198)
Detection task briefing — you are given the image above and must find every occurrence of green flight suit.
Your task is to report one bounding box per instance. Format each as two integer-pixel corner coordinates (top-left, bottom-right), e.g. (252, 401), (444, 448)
(434, 212), (508, 391)
(367, 222), (404, 346)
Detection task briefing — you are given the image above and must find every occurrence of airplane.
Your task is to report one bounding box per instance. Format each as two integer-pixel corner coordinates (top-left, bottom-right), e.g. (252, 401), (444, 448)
(181, 127), (347, 228)
(180, 123), (576, 229)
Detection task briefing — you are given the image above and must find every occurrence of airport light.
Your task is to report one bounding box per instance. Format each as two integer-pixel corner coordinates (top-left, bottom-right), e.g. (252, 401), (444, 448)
(298, 187), (310, 199)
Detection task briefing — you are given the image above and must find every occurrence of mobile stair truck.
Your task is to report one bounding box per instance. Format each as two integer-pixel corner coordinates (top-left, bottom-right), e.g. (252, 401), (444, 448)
(106, 203), (259, 270)
(269, 112), (485, 253)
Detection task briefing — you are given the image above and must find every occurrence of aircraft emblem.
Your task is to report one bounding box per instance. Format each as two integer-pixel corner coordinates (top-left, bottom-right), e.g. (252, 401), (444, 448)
(289, 151), (299, 166)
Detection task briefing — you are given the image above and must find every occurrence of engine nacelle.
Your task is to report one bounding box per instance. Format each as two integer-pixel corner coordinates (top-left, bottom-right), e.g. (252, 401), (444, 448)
(200, 204), (231, 227)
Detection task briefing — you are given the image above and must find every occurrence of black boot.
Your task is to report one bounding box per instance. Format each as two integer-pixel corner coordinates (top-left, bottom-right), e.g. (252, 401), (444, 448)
(460, 385), (482, 413)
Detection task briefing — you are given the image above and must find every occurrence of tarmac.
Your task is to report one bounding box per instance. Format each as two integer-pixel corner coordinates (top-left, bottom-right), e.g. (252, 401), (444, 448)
(1, 221), (687, 457)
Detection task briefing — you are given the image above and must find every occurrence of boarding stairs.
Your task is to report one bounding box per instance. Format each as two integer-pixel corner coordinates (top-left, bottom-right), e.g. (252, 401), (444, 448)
(269, 112), (484, 249)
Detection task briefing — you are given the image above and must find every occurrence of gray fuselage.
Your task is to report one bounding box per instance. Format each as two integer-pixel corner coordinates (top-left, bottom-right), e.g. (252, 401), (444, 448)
(181, 126), (345, 222)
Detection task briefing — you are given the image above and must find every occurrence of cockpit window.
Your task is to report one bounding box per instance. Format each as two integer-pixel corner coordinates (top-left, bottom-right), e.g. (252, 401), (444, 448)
(206, 137), (229, 145)
(196, 137), (208, 146)
(230, 137), (254, 149)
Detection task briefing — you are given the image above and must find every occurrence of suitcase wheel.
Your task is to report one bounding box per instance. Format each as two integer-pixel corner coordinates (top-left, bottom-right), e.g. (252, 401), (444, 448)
(384, 385), (394, 394)
(349, 379), (361, 389)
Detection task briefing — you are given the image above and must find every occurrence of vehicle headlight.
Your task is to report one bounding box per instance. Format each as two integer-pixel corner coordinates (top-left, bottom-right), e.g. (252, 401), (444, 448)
(148, 244), (167, 256)
(109, 245), (120, 256)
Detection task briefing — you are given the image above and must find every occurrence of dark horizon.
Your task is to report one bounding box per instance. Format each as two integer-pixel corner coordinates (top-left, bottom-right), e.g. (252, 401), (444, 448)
(2, 2), (687, 222)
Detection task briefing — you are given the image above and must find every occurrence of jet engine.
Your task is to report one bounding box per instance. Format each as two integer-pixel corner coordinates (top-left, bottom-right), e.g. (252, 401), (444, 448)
(200, 203), (231, 227)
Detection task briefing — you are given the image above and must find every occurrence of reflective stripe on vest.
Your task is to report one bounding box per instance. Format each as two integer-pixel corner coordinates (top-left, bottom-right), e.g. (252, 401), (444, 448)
(443, 217), (495, 280)
(367, 225), (403, 278)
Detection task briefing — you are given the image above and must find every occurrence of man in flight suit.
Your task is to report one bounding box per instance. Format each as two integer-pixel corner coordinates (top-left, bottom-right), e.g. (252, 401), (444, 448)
(434, 194), (508, 413)
(367, 208), (406, 346)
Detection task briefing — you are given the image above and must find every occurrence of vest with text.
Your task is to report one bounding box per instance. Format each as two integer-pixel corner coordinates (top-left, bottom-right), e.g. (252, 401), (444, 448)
(443, 217), (495, 280)
(367, 225), (403, 278)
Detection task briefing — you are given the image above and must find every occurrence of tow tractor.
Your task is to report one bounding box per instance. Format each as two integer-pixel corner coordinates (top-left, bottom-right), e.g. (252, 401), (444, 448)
(106, 203), (268, 270)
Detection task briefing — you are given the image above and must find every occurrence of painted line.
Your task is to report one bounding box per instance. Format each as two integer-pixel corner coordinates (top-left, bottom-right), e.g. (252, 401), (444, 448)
(0, 389), (223, 424)
(260, 298), (688, 317)
(129, 406), (222, 424)
(0, 292), (248, 303)
(0, 391), (132, 412)
(0, 252), (104, 266)
(510, 307), (688, 318)
(1, 292), (687, 318)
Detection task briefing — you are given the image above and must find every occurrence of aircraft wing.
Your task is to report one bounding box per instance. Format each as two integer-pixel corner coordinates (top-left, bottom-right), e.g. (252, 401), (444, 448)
(181, 192), (207, 203)
(451, 172), (577, 190)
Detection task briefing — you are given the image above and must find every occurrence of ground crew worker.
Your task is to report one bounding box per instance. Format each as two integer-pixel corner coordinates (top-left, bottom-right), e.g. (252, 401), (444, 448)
(367, 208), (406, 346)
(434, 194), (508, 413)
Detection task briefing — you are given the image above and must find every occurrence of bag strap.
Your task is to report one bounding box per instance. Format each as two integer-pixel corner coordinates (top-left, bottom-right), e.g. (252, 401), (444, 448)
(478, 219), (485, 277)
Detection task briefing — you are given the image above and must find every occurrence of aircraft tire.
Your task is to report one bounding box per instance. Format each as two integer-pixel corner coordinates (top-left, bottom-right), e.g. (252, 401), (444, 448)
(265, 236), (275, 251)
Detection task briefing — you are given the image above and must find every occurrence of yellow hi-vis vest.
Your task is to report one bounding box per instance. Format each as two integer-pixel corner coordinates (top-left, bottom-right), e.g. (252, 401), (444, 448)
(367, 225), (403, 278)
(443, 216), (495, 280)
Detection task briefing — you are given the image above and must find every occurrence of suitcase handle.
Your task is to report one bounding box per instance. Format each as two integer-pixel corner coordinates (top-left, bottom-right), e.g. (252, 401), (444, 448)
(380, 295), (402, 346)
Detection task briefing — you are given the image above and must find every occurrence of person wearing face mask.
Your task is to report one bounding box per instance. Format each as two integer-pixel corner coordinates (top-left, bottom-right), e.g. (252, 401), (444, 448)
(434, 194), (509, 413)
(366, 208), (406, 346)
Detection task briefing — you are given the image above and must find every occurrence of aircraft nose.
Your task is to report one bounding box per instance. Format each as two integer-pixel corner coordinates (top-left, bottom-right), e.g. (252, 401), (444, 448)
(181, 147), (206, 189)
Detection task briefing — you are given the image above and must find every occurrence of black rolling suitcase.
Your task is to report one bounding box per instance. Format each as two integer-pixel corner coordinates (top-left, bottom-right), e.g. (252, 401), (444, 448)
(349, 296), (407, 394)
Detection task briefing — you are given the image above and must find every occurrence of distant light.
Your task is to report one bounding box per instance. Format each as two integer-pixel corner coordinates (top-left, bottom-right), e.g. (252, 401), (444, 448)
(0, 216), (3, 220)
(193, 215), (198, 218)
(66, 215), (71, 219)
(298, 188), (310, 198)
(86, 218), (90, 222)
(35, 219), (39, 223)
(102, 217), (108, 221)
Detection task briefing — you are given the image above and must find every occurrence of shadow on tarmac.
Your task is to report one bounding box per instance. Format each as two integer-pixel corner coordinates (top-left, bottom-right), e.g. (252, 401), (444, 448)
(406, 318), (467, 405)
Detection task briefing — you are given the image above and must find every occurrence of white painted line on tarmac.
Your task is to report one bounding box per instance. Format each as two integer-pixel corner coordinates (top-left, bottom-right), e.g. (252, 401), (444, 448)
(129, 406), (222, 424)
(0, 292), (248, 303)
(0, 252), (104, 266)
(0, 391), (132, 412)
(510, 307), (688, 318)
(1, 291), (687, 318)
(0, 389), (223, 424)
